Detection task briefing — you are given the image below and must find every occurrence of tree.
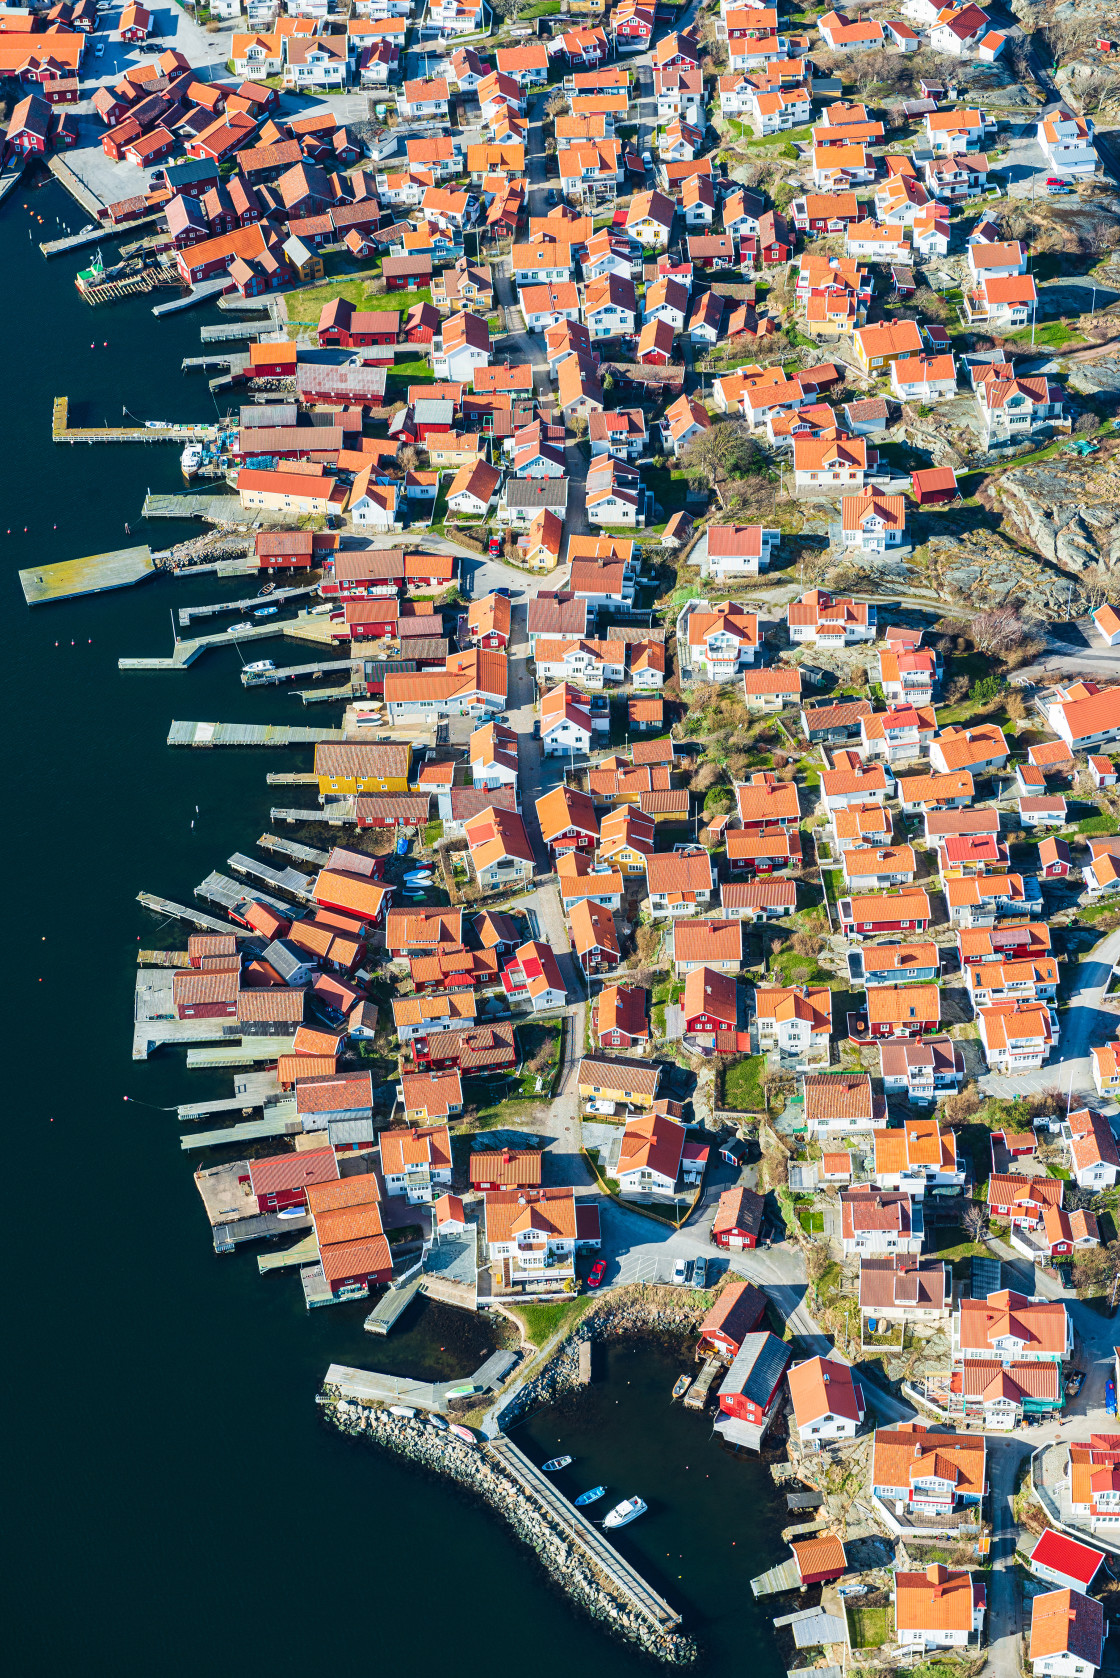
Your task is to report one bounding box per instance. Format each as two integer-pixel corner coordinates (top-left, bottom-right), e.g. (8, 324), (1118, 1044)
(941, 1085), (982, 1130)
(679, 419), (761, 497)
(961, 1202), (987, 1243)
(971, 605), (1030, 655)
(1072, 1241), (1120, 1306)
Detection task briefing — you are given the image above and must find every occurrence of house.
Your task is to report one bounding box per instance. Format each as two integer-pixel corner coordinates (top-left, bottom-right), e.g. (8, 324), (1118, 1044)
(1068, 1436), (1120, 1531)
(965, 957), (1059, 1012)
(833, 802), (893, 855)
(569, 897), (620, 975)
(1039, 108), (1098, 177)
(803, 699), (874, 748)
(685, 601), (759, 679)
(787, 589), (876, 644)
(433, 311), (492, 386)
(954, 1288), (1071, 1366)
(874, 1116), (963, 1195)
(706, 524), (780, 583)
(788, 1355), (866, 1445)
(880, 1037), (964, 1103)
(818, 10), (885, 50)
(446, 458), (501, 518)
(483, 1186), (580, 1293)
(853, 941), (939, 987)
(822, 756), (893, 814)
(467, 720), (518, 791)
(733, 773), (801, 831)
(617, 1108), (686, 1197)
(725, 828), (802, 875)
(599, 805), (655, 875)
(698, 1280), (768, 1357)
(894, 1565), (985, 1654)
(1094, 605), (1120, 647)
(468, 1149), (542, 1193)
(838, 889), (932, 934)
(538, 684), (594, 761)
(1028, 1530), (1106, 1597)
(843, 844), (918, 890)
(381, 1120), (455, 1201)
(843, 492), (907, 554)
(742, 668), (802, 712)
(681, 965), (740, 1047)
(596, 983), (650, 1049)
(860, 1260), (951, 1333)
(714, 1331), (793, 1450)
(711, 1185), (766, 1252)
(841, 1186), (923, 1255)
(978, 1001), (1057, 1071)
(645, 849), (715, 918)
(931, 3), (992, 55)
(945, 871), (1029, 928)
(1048, 686), (1120, 753)
(626, 189), (676, 249)
(879, 647), (942, 705)
(672, 918), (742, 975)
(1029, 1590), (1105, 1678)
(964, 274), (1038, 330)
(754, 986), (831, 1065)
(660, 393), (710, 457)
(464, 806), (535, 894)
(930, 723), (1009, 778)
(855, 317), (924, 373)
(501, 938), (566, 1012)
(1067, 1108), (1120, 1190)
(892, 354), (957, 404)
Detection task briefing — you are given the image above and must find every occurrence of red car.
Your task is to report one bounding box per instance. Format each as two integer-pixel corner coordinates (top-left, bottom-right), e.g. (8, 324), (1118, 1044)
(587, 1260), (607, 1289)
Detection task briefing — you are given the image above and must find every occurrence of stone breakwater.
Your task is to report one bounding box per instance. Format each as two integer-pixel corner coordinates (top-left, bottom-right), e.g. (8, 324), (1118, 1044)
(322, 1396), (698, 1664)
(498, 1286), (710, 1428)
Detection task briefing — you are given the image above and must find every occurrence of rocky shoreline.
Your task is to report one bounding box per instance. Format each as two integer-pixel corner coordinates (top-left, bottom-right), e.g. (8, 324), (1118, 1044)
(321, 1395), (698, 1664)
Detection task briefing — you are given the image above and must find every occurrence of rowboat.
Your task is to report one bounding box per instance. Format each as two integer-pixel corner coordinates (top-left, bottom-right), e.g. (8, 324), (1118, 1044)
(389, 1405), (416, 1419)
(672, 1374), (692, 1400)
(575, 1486), (606, 1506)
(542, 1454), (572, 1472)
(603, 1497), (646, 1529)
(448, 1423), (477, 1444)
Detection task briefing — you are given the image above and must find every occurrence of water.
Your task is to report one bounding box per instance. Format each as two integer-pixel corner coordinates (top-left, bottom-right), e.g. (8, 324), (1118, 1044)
(3, 180), (789, 1676)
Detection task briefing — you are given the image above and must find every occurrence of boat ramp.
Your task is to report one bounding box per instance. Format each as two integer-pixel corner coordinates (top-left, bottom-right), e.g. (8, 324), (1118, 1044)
(19, 544), (154, 606)
(168, 719), (347, 746)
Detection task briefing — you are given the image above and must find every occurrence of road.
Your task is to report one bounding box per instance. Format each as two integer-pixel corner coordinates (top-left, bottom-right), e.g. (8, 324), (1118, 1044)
(980, 922), (1120, 1100)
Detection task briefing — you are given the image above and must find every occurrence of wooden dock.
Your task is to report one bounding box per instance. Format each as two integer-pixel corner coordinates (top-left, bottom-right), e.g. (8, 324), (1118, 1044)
(243, 658), (356, 689)
(177, 1071), (280, 1119)
(364, 1275), (424, 1334)
(488, 1436), (682, 1631)
(46, 154), (104, 217)
(750, 1557), (802, 1598)
(152, 277), (230, 316)
(214, 1209), (312, 1254)
(40, 215), (162, 257)
(20, 544), (154, 606)
(169, 720), (348, 746)
(121, 615), (334, 672)
(181, 1113), (302, 1151)
(141, 491), (257, 524)
(683, 1356), (720, 1410)
(200, 321), (275, 344)
(195, 869), (291, 919)
(228, 851), (315, 902)
(178, 583), (319, 625)
(258, 1232), (320, 1272)
(186, 1039), (299, 1068)
(271, 803), (356, 826)
(136, 890), (246, 936)
(257, 833), (331, 867)
(51, 396), (218, 446)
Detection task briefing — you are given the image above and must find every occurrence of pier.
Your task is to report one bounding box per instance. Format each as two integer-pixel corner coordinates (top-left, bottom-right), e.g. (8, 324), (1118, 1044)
(40, 216), (163, 257)
(180, 1112), (302, 1151)
(20, 544), (154, 606)
(200, 322), (278, 344)
(258, 1232), (320, 1272)
(152, 277), (231, 316)
(177, 1070), (280, 1119)
(682, 1356), (720, 1410)
(46, 154), (104, 217)
(169, 720), (348, 746)
(142, 491), (256, 524)
(488, 1436), (682, 1631)
(79, 259), (181, 307)
(52, 396), (219, 446)
(243, 658), (356, 689)
(257, 833), (331, 867)
(214, 1209), (312, 1254)
(364, 1274), (424, 1334)
(750, 1558), (802, 1598)
(185, 1039), (299, 1068)
(271, 803), (356, 826)
(195, 869), (292, 919)
(178, 583), (320, 625)
(181, 350), (250, 375)
(228, 851), (315, 902)
(136, 890), (250, 936)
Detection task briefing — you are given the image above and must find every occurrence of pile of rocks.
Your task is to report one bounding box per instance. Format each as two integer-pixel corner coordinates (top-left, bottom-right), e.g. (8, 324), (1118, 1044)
(323, 1395), (698, 1664)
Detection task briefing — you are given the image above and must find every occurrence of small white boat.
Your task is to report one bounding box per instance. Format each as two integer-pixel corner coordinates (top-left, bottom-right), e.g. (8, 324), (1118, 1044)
(389, 1405), (417, 1419)
(180, 442), (203, 479)
(542, 1455), (573, 1472)
(603, 1497), (647, 1529)
(575, 1486), (606, 1506)
(276, 1207), (304, 1219)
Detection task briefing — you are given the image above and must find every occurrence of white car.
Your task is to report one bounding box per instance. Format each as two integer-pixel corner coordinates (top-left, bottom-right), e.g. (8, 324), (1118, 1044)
(672, 1256), (688, 1285)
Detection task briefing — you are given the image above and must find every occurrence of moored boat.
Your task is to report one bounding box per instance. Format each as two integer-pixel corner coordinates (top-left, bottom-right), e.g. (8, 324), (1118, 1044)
(672, 1374), (692, 1400)
(603, 1497), (647, 1529)
(542, 1454), (573, 1472)
(180, 442), (203, 479)
(574, 1486), (606, 1507)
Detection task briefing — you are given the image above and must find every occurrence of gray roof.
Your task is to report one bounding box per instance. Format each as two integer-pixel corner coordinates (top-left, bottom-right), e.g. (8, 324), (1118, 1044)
(788, 1163), (819, 1192)
(263, 938), (312, 982)
(414, 399), (455, 423)
(971, 1254), (1002, 1299)
(792, 1612), (846, 1650)
(503, 477), (569, 509)
(719, 1330), (789, 1406)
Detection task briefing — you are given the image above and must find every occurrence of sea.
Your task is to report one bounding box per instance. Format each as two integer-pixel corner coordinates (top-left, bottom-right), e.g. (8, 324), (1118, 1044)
(3, 177), (787, 1678)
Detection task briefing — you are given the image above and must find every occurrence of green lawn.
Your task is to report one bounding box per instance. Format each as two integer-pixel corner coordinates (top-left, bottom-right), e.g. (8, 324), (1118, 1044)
(1078, 813), (1120, 836)
(1004, 320), (1084, 351)
(645, 466), (691, 526)
(284, 272), (381, 325)
(798, 1206), (825, 1235)
(846, 1605), (888, 1650)
(927, 1224), (990, 1276)
(723, 1054), (768, 1113)
(511, 1298), (589, 1346)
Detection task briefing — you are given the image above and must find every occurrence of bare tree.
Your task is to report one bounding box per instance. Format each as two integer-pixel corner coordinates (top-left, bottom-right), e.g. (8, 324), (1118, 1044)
(971, 605), (1030, 655)
(1072, 1241), (1120, 1308)
(961, 1202), (988, 1243)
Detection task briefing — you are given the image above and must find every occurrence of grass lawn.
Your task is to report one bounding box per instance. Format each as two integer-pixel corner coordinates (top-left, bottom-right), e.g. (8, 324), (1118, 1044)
(284, 272), (381, 325)
(927, 1223), (989, 1277)
(1078, 813), (1120, 836)
(1047, 1165), (1071, 1180)
(509, 1298), (590, 1347)
(645, 466), (691, 525)
(653, 978), (683, 1004)
(385, 357), (435, 400)
(422, 821), (444, 846)
(723, 1054), (768, 1112)
(1005, 320), (1083, 351)
(846, 1605), (888, 1650)
(798, 1206), (825, 1235)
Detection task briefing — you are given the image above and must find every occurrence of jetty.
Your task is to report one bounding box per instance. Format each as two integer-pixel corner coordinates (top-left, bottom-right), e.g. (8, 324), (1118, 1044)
(20, 544), (154, 606)
(228, 851), (315, 902)
(178, 1070), (280, 1118)
(489, 1437), (682, 1630)
(169, 719), (348, 746)
(750, 1557), (802, 1598)
(136, 890), (249, 935)
(258, 1233), (320, 1272)
(214, 1209), (312, 1254)
(78, 258), (181, 306)
(182, 350), (250, 376)
(52, 396), (218, 446)
(186, 1039), (298, 1068)
(257, 833), (331, 867)
(142, 491), (256, 523)
(180, 1112), (302, 1151)
(133, 967), (228, 1060)
(683, 1355), (720, 1410)
(271, 802), (356, 826)
(178, 583), (319, 625)
(200, 321), (277, 344)
(40, 216), (161, 257)
(365, 1274), (424, 1334)
(152, 277), (230, 315)
(243, 658), (356, 689)
(195, 869), (292, 918)
(46, 154), (104, 216)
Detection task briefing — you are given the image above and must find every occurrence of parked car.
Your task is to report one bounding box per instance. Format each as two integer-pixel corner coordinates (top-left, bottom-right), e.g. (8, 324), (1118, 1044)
(672, 1256), (688, 1285)
(488, 534), (502, 556)
(493, 586), (511, 598)
(692, 1256), (707, 1290)
(532, 720), (540, 738)
(587, 1259), (607, 1289)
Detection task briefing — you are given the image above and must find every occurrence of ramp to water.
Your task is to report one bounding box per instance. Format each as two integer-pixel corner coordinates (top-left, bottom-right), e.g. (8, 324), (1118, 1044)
(20, 545), (154, 605)
(364, 1274), (423, 1335)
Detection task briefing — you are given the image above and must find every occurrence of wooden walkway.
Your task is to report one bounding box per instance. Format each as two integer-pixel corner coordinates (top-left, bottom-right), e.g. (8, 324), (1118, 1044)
(271, 803), (356, 826)
(364, 1275), (424, 1335)
(257, 833), (331, 866)
(488, 1437), (682, 1631)
(228, 851), (315, 902)
(185, 1039), (299, 1068)
(52, 396), (218, 446)
(136, 890), (244, 936)
(168, 719), (348, 746)
(243, 658), (356, 690)
(180, 1112), (302, 1151)
(20, 544), (154, 606)
(195, 869), (291, 918)
(178, 583), (319, 625)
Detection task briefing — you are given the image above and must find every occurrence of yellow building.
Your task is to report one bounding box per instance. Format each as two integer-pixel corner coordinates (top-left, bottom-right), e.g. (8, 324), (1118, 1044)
(314, 741), (412, 796)
(282, 234), (323, 282)
(236, 467), (344, 517)
(853, 317), (924, 375)
(598, 804), (654, 874)
(577, 1053), (662, 1109)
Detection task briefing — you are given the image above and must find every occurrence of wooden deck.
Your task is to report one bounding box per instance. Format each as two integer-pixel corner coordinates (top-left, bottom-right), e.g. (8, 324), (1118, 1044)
(20, 544), (154, 606)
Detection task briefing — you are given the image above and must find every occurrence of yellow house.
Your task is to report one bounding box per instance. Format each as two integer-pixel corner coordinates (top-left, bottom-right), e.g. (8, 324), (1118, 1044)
(282, 234), (323, 282)
(853, 317), (923, 374)
(237, 467), (343, 517)
(518, 507), (563, 571)
(577, 1053), (662, 1109)
(314, 741), (412, 796)
(598, 805), (653, 875)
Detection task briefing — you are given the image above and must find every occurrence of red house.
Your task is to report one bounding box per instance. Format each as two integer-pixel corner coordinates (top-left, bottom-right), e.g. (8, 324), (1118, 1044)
(725, 829), (802, 873)
(383, 253), (434, 291)
(247, 1146), (338, 1214)
(172, 968), (238, 1019)
(697, 1279), (767, 1357)
(42, 76), (79, 105)
(340, 599), (401, 640)
(119, 3), (152, 41)
(911, 466), (959, 505)
(715, 1329), (791, 1447)
(318, 296), (399, 347)
(1038, 835), (1071, 877)
(248, 339), (298, 379)
(683, 964), (738, 1038)
(711, 1184), (765, 1250)
(5, 93), (50, 153)
(415, 1021), (517, 1074)
(864, 984), (940, 1040)
(838, 889), (932, 934)
(758, 209), (792, 264)
(467, 1146), (542, 1191)
(791, 1535), (847, 1587)
(636, 317), (675, 365)
(102, 117), (141, 160)
(403, 301), (440, 344)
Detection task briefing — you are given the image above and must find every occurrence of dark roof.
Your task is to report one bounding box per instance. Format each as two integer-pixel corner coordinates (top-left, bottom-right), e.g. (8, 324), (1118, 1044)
(719, 1330), (790, 1405)
(970, 1254), (1002, 1300)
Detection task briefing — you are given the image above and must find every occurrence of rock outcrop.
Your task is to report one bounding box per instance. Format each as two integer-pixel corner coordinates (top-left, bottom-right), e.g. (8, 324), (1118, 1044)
(995, 455), (1120, 573)
(923, 521), (1084, 612)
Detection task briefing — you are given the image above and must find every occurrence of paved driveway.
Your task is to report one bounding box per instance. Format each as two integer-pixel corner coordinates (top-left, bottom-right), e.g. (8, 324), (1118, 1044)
(980, 924), (1120, 1100)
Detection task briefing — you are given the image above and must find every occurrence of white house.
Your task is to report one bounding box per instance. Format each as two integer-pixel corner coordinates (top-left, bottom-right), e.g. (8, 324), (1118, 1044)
(754, 984), (831, 1065)
(1065, 1108), (1120, 1191)
(787, 1355), (866, 1445)
(445, 459), (501, 518)
(930, 3), (991, 56)
(1039, 108), (1098, 177)
(977, 1002), (1056, 1072)
(483, 1186), (579, 1288)
(891, 353), (957, 402)
(540, 681), (594, 757)
(895, 1565), (985, 1656)
(706, 523), (780, 583)
(841, 491), (906, 553)
(470, 720), (519, 792)
(432, 311), (491, 385)
(1029, 1588), (1105, 1678)
(967, 239), (1027, 281)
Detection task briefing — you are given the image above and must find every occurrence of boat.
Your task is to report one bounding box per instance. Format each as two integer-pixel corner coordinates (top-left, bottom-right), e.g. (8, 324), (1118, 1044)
(542, 1455), (573, 1472)
(426, 1413), (449, 1431)
(180, 442), (203, 479)
(603, 1497), (647, 1529)
(448, 1423), (477, 1444)
(253, 605), (278, 616)
(276, 1207), (305, 1219)
(257, 582), (276, 596)
(672, 1374), (692, 1400)
(389, 1405), (417, 1419)
(575, 1487), (606, 1507)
